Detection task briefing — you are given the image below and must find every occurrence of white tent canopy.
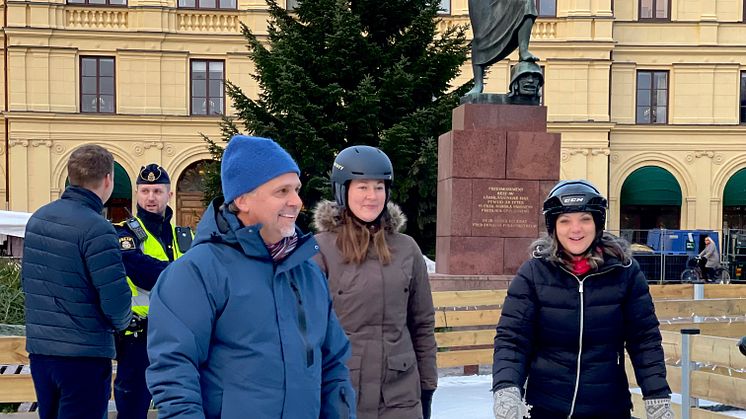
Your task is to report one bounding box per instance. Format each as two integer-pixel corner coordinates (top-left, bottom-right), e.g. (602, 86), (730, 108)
(0, 210), (31, 238)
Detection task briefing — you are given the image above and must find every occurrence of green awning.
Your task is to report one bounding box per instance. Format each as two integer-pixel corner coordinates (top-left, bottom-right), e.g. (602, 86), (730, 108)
(65, 162), (132, 200)
(621, 166), (682, 206)
(723, 168), (746, 206)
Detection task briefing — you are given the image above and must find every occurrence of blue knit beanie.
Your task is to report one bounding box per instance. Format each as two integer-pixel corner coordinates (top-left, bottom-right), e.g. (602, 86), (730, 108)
(221, 135), (300, 203)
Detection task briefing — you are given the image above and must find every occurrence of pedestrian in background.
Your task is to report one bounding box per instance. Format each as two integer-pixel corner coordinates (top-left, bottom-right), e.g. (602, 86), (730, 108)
(698, 235), (720, 282)
(23, 144), (132, 419)
(313, 145), (437, 419)
(492, 180), (673, 419)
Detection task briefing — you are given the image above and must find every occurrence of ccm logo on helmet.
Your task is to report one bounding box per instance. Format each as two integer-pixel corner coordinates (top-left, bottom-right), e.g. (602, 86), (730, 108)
(333, 162), (344, 170)
(561, 195), (586, 205)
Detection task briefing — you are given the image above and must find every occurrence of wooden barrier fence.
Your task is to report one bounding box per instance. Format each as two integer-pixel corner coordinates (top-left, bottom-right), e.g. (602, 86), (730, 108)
(1, 284), (744, 411)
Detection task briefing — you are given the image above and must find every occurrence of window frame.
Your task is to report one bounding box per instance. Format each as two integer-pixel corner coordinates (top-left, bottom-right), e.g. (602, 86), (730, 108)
(638, 0), (671, 21)
(66, 0), (127, 6)
(177, 0), (237, 10)
(190, 59), (226, 117)
(635, 70), (669, 125)
(738, 71), (746, 125)
(437, 0), (451, 15)
(80, 56), (116, 114)
(535, 0), (557, 18)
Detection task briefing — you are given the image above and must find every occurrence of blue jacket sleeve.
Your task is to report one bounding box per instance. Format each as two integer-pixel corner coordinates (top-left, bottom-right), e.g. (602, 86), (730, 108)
(319, 285), (356, 419)
(115, 227), (170, 291)
(623, 261), (671, 399)
(84, 220), (132, 332)
(146, 258), (217, 419)
(491, 261), (538, 393)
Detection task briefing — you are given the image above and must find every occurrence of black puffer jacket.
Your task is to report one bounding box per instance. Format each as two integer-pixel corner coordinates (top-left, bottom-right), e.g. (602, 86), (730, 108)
(22, 186), (132, 359)
(492, 234), (670, 416)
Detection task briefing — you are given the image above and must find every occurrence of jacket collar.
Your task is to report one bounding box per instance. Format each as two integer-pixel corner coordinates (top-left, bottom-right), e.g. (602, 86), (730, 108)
(61, 186), (104, 214)
(136, 204), (173, 236)
(312, 200), (407, 233)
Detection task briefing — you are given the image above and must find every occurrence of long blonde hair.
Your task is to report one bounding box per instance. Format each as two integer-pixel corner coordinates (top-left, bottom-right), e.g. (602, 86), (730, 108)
(335, 210), (392, 265)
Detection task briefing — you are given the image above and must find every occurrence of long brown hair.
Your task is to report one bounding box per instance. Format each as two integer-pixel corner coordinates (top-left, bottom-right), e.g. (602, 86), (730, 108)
(335, 209), (392, 265)
(531, 231), (631, 272)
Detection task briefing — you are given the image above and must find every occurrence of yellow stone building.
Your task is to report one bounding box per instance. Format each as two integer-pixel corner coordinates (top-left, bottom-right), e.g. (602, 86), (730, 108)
(2, 0), (746, 236)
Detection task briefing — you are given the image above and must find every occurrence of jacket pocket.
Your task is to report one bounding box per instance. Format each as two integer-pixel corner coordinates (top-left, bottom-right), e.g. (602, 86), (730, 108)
(381, 351), (420, 408)
(347, 355), (362, 407)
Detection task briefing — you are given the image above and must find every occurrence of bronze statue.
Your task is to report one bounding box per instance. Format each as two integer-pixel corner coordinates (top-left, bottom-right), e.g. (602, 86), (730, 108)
(466, 0), (539, 96)
(508, 61), (543, 100)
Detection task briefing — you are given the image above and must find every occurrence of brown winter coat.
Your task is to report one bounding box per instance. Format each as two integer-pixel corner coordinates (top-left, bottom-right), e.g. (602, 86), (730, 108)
(313, 201), (438, 419)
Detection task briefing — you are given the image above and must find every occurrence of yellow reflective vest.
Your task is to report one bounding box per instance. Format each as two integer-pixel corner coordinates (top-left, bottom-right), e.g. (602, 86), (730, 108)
(125, 216), (188, 318)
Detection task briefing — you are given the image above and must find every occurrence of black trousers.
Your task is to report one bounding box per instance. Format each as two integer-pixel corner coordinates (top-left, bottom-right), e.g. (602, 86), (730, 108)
(114, 334), (152, 419)
(29, 353), (111, 419)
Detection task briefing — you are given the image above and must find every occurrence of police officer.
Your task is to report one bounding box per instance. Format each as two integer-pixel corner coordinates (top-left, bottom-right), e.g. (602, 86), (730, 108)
(113, 164), (193, 419)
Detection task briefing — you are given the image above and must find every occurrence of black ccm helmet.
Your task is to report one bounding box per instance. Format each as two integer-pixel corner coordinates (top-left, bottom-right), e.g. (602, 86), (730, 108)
(543, 180), (608, 235)
(331, 145), (393, 208)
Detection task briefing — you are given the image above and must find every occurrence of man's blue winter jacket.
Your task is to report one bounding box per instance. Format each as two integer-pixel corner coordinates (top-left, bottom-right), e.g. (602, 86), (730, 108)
(22, 186), (132, 359)
(146, 199), (355, 418)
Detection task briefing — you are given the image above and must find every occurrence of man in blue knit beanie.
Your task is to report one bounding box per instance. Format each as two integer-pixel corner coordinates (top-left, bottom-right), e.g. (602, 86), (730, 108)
(146, 135), (356, 419)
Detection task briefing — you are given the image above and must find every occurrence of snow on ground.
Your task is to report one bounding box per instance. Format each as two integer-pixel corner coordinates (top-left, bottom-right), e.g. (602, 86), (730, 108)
(434, 374), (746, 419)
(432, 375), (494, 419)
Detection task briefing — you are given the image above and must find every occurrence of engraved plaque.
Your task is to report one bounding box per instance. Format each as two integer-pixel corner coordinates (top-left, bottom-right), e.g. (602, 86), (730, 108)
(471, 180), (539, 237)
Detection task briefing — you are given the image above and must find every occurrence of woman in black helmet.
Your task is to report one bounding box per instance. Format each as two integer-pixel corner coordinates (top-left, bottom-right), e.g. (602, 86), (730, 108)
(312, 145), (437, 419)
(491, 180), (673, 419)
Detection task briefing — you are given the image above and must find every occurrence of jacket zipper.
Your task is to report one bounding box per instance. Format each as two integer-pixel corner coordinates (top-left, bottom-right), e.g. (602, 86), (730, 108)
(560, 268), (608, 419)
(289, 280), (314, 368)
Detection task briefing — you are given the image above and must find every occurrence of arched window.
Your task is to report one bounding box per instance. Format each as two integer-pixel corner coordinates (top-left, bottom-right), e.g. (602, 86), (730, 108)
(723, 168), (746, 230)
(620, 166), (682, 243)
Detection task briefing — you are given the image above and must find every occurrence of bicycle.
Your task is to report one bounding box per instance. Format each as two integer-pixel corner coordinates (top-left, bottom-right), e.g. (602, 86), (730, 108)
(680, 256), (731, 284)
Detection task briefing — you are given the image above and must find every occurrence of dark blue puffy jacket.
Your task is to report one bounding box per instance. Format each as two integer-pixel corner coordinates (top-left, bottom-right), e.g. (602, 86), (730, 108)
(492, 234), (671, 417)
(22, 186), (132, 359)
(146, 199), (355, 419)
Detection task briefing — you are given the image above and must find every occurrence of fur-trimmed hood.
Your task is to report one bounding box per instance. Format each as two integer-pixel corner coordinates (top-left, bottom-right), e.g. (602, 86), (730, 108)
(312, 200), (407, 233)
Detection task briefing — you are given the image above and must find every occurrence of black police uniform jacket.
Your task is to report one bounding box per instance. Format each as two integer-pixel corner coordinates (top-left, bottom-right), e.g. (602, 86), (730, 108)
(491, 233), (671, 417)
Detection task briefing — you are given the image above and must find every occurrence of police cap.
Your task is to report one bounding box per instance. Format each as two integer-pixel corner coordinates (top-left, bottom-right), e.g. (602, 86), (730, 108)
(137, 164), (171, 185)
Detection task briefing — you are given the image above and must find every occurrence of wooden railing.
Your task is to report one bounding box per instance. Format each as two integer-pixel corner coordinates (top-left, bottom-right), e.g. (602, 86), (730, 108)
(1, 284), (744, 410)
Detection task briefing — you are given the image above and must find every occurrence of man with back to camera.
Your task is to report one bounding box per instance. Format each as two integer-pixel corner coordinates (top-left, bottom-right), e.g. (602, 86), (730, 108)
(22, 144), (132, 419)
(113, 163), (193, 419)
(145, 135), (356, 418)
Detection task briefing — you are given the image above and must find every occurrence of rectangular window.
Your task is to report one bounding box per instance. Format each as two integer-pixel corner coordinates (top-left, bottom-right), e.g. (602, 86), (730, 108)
(178, 0), (235, 9)
(741, 71), (746, 124)
(438, 0), (451, 15)
(636, 70), (668, 124)
(639, 0), (669, 20)
(67, 0), (126, 5)
(80, 57), (115, 114)
(535, 0), (556, 17)
(191, 60), (225, 116)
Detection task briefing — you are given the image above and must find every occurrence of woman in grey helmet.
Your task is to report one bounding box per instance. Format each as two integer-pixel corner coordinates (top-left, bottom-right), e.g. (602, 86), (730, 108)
(492, 180), (673, 419)
(312, 145), (437, 419)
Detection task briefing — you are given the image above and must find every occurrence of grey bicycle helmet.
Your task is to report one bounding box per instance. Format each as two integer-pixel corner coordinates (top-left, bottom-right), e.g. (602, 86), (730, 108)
(543, 180), (608, 235)
(331, 145), (393, 208)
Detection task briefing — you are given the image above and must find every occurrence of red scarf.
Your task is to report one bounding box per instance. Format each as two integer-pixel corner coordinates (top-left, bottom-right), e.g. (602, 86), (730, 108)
(571, 257), (592, 276)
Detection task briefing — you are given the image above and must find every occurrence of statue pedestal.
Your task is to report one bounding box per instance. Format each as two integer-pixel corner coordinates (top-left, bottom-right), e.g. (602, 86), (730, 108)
(435, 104), (560, 276)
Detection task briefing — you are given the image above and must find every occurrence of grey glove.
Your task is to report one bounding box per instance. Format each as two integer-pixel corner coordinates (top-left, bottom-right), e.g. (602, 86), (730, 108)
(492, 386), (531, 419)
(645, 398), (674, 419)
